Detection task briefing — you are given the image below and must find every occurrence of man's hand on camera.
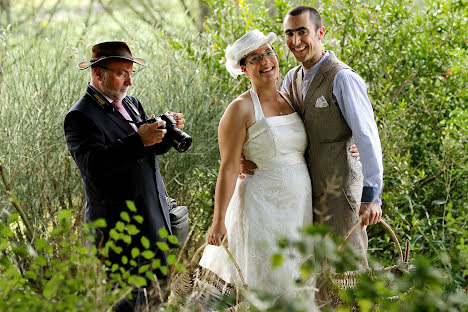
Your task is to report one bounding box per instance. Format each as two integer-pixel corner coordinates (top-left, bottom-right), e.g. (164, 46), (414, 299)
(138, 114), (167, 146)
(167, 111), (185, 129)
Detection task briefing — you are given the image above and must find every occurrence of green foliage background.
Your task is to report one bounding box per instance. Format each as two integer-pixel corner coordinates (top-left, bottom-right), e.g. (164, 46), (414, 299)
(0, 0), (467, 310)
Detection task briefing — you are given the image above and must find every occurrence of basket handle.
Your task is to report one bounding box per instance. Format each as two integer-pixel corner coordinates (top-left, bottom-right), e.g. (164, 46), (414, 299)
(379, 219), (404, 262)
(345, 219), (404, 262)
(189, 241), (247, 287)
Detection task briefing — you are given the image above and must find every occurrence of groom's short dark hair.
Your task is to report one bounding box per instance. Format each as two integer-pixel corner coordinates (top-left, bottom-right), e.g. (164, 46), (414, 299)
(286, 6), (323, 31)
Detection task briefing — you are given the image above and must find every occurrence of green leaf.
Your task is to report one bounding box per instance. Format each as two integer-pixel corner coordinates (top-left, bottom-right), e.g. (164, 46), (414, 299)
(131, 248), (140, 258)
(58, 209), (72, 222)
(111, 264), (119, 272)
(126, 201), (137, 212)
(110, 272), (122, 282)
(141, 236), (150, 249)
(8, 213), (19, 224)
(152, 259), (161, 269)
(24, 270), (37, 280)
(299, 264), (313, 280)
(130, 260), (137, 267)
(109, 229), (120, 241)
(115, 221), (125, 232)
(159, 266), (168, 276)
(133, 215), (144, 224)
(127, 225), (140, 235)
(50, 227), (65, 237)
(121, 256), (128, 265)
(35, 255), (47, 267)
(94, 218), (107, 228)
(358, 299), (372, 312)
(0, 238), (8, 251)
(271, 254), (284, 268)
(128, 275), (147, 288)
(5, 267), (21, 280)
(175, 263), (186, 273)
(167, 254), (177, 265)
(0, 256), (11, 268)
(168, 235), (179, 245)
(0, 225), (13, 238)
(43, 281), (58, 299)
(158, 227), (169, 238)
(120, 211), (130, 223)
(138, 264), (149, 274)
(122, 234), (132, 244)
(141, 250), (155, 259)
(113, 246), (123, 254)
(8, 196), (20, 205)
(145, 271), (156, 281)
(12, 246), (28, 256)
(156, 242), (169, 251)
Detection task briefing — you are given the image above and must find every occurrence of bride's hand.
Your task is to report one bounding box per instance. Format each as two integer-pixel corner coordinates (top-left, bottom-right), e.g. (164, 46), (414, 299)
(207, 222), (228, 246)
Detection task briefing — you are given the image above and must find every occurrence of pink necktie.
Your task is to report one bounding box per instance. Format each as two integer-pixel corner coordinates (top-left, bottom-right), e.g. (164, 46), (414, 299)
(113, 100), (137, 131)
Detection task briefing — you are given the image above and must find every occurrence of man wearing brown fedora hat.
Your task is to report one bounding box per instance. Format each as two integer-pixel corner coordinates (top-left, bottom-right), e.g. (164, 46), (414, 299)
(64, 41), (185, 310)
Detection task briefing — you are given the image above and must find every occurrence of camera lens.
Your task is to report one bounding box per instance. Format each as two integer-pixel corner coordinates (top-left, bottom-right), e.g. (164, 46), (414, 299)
(171, 132), (192, 152)
(158, 113), (192, 152)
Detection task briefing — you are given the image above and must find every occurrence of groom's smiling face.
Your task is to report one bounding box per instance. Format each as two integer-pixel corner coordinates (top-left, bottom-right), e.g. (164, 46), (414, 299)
(283, 12), (325, 68)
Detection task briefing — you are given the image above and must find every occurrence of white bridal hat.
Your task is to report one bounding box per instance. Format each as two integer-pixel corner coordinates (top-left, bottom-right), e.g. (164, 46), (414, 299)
(225, 29), (277, 78)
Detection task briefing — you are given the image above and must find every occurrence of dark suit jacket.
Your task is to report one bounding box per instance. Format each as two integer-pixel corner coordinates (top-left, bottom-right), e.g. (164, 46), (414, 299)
(64, 85), (172, 266)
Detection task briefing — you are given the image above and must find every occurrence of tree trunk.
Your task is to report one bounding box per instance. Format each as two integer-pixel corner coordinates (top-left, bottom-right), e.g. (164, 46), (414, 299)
(198, 0), (210, 32)
(1, 0), (12, 25)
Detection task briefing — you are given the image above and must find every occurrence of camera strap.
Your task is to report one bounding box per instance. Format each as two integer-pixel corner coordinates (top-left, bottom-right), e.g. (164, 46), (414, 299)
(85, 84), (148, 127)
(123, 97), (141, 118)
(85, 84), (114, 113)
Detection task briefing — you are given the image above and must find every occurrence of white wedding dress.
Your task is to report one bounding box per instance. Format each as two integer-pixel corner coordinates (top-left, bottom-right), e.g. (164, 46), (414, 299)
(199, 88), (313, 296)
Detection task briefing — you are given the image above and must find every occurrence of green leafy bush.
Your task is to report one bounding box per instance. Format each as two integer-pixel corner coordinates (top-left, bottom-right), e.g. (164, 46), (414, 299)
(0, 0), (466, 310)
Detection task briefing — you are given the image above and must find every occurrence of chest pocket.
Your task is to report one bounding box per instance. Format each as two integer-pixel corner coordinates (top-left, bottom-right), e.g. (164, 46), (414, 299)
(304, 101), (351, 144)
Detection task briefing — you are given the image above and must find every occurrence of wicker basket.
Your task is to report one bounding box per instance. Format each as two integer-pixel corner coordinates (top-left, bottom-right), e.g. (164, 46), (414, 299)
(328, 219), (412, 302)
(170, 242), (248, 311)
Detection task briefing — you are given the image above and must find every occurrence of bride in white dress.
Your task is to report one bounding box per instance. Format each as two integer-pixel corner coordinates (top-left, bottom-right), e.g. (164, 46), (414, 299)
(199, 30), (313, 297)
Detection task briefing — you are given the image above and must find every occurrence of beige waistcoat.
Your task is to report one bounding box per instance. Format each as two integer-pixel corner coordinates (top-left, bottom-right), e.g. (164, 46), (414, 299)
(288, 51), (368, 268)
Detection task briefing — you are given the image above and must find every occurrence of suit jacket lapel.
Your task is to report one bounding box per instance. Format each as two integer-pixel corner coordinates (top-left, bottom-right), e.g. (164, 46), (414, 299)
(303, 71), (325, 114)
(123, 98), (144, 125)
(290, 66), (304, 115)
(107, 108), (135, 134)
(301, 52), (337, 114)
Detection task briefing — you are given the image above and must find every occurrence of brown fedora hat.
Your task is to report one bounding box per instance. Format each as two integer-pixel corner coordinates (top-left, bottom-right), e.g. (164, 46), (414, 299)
(77, 41), (147, 70)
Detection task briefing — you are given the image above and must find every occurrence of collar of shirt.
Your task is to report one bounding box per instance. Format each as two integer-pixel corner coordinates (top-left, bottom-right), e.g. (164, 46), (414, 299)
(300, 51), (330, 99)
(89, 82), (114, 104)
(301, 50), (330, 80)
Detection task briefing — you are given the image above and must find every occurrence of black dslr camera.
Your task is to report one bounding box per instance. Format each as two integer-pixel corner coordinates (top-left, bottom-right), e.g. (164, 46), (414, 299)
(138, 113), (192, 153)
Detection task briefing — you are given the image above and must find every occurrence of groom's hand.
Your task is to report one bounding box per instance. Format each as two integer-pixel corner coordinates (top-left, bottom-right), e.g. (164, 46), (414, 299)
(349, 144), (360, 161)
(207, 222), (228, 246)
(359, 202), (382, 229)
(239, 154), (257, 178)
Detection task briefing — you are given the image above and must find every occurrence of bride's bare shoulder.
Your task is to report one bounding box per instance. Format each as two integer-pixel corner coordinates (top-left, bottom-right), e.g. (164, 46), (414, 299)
(225, 90), (253, 117)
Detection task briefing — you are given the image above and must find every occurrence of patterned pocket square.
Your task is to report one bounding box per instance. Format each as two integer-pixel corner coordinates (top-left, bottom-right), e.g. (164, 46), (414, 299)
(315, 95), (329, 108)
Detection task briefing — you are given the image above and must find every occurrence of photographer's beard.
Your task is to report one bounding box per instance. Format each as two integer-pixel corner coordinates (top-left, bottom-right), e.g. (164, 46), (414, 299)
(100, 71), (128, 101)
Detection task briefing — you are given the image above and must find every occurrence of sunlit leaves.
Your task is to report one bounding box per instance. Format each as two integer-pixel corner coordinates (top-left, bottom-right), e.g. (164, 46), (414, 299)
(141, 236), (150, 249)
(271, 254), (283, 268)
(156, 242), (169, 252)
